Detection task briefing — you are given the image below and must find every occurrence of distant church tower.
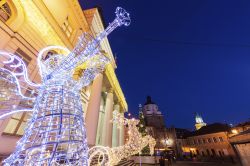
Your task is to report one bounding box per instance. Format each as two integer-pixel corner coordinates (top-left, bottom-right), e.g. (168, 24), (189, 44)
(195, 112), (207, 130)
(142, 96), (165, 128)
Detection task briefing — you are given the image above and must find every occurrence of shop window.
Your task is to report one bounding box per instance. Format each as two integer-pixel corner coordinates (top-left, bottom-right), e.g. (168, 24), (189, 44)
(61, 16), (73, 38)
(0, 1), (11, 22)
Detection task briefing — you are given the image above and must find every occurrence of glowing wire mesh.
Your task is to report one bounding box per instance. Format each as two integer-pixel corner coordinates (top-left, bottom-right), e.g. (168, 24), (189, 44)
(0, 7), (131, 166)
(88, 114), (156, 166)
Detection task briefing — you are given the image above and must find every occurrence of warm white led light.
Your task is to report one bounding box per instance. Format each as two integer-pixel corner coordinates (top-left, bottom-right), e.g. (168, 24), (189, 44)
(88, 113), (156, 165)
(0, 109), (33, 120)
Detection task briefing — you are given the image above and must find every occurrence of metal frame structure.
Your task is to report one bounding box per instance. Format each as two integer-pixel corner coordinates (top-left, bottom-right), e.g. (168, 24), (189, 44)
(0, 7), (130, 166)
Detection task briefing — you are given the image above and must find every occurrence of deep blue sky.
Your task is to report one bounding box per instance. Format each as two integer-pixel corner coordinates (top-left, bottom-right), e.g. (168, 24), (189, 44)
(80, 0), (250, 129)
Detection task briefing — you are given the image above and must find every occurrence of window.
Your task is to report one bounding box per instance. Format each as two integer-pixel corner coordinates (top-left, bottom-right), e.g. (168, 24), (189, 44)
(196, 150), (200, 155)
(222, 151), (225, 156)
(211, 149), (216, 156)
(208, 138), (212, 143)
(3, 112), (30, 136)
(198, 139), (202, 144)
(2, 48), (33, 136)
(61, 16), (73, 38)
(213, 137), (217, 143)
(202, 138), (206, 144)
(219, 137), (223, 142)
(3, 49), (32, 77)
(15, 48), (32, 65)
(18, 88), (35, 108)
(0, 1), (11, 22)
(193, 139), (196, 145)
(218, 150), (223, 157)
(206, 149), (210, 156)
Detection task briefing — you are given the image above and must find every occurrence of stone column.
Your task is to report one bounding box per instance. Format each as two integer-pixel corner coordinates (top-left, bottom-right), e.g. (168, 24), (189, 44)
(103, 89), (114, 147)
(85, 74), (103, 147)
(112, 105), (121, 147)
(111, 105), (119, 147)
(119, 113), (125, 146)
(95, 96), (105, 145)
(116, 121), (120, 146)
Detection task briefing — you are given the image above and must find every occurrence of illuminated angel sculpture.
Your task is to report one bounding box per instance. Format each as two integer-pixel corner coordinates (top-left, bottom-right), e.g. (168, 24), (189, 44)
(0, 7), (130, 166)
(88, 114), (156, 166)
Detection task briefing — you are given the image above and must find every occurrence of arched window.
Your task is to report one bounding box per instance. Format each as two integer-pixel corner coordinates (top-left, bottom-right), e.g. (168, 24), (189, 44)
(0, 0), (12, 22)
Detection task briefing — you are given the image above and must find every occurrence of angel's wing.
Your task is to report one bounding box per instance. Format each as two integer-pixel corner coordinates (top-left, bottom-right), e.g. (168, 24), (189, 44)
(0, 51), (40, 119)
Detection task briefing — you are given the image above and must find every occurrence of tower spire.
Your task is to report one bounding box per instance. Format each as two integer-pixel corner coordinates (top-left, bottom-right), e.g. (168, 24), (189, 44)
(195, 112), (207, 130)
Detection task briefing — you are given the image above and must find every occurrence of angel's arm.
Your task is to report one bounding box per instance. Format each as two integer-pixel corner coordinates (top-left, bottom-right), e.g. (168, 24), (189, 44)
(73, 53), (109, 91)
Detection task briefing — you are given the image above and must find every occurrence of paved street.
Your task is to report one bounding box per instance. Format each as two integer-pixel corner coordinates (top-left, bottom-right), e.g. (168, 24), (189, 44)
(139, 161), (241, 166)
(173, 161), (240, 166)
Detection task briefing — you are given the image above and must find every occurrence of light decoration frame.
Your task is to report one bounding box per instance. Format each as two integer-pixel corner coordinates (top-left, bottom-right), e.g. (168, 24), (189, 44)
(88, 113), (156, 166)
(0, 7), (131, 166)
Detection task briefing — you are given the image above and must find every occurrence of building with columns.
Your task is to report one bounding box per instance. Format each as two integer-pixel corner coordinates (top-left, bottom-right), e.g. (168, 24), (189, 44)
(0, 0), (126, 161)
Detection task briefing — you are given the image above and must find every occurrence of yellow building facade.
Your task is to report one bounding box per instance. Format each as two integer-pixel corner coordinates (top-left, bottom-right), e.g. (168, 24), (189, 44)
(0, 0), (127, 160)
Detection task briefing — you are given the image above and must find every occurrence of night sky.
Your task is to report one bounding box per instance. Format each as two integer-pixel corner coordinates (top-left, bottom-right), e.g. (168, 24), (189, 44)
(80, 0), (250, 130)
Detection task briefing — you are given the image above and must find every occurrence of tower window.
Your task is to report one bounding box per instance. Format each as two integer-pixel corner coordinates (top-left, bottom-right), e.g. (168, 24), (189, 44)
(0, 1), (11, 22)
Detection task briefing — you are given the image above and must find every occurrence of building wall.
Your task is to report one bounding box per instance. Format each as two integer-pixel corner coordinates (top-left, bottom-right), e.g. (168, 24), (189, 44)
(183, 132), (237, 162)
(145, 115), (165, 129)
(229, 126), (250, 166)
(234, 143), (250, 166)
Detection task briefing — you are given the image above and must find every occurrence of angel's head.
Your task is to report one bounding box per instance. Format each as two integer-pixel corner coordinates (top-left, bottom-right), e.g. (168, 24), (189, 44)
(37, 46), (70, 81)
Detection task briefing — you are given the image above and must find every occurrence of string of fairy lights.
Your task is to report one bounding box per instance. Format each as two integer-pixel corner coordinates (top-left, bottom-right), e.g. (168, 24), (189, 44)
(88, 113), (156, 166)
(1, 6), (131, 166)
